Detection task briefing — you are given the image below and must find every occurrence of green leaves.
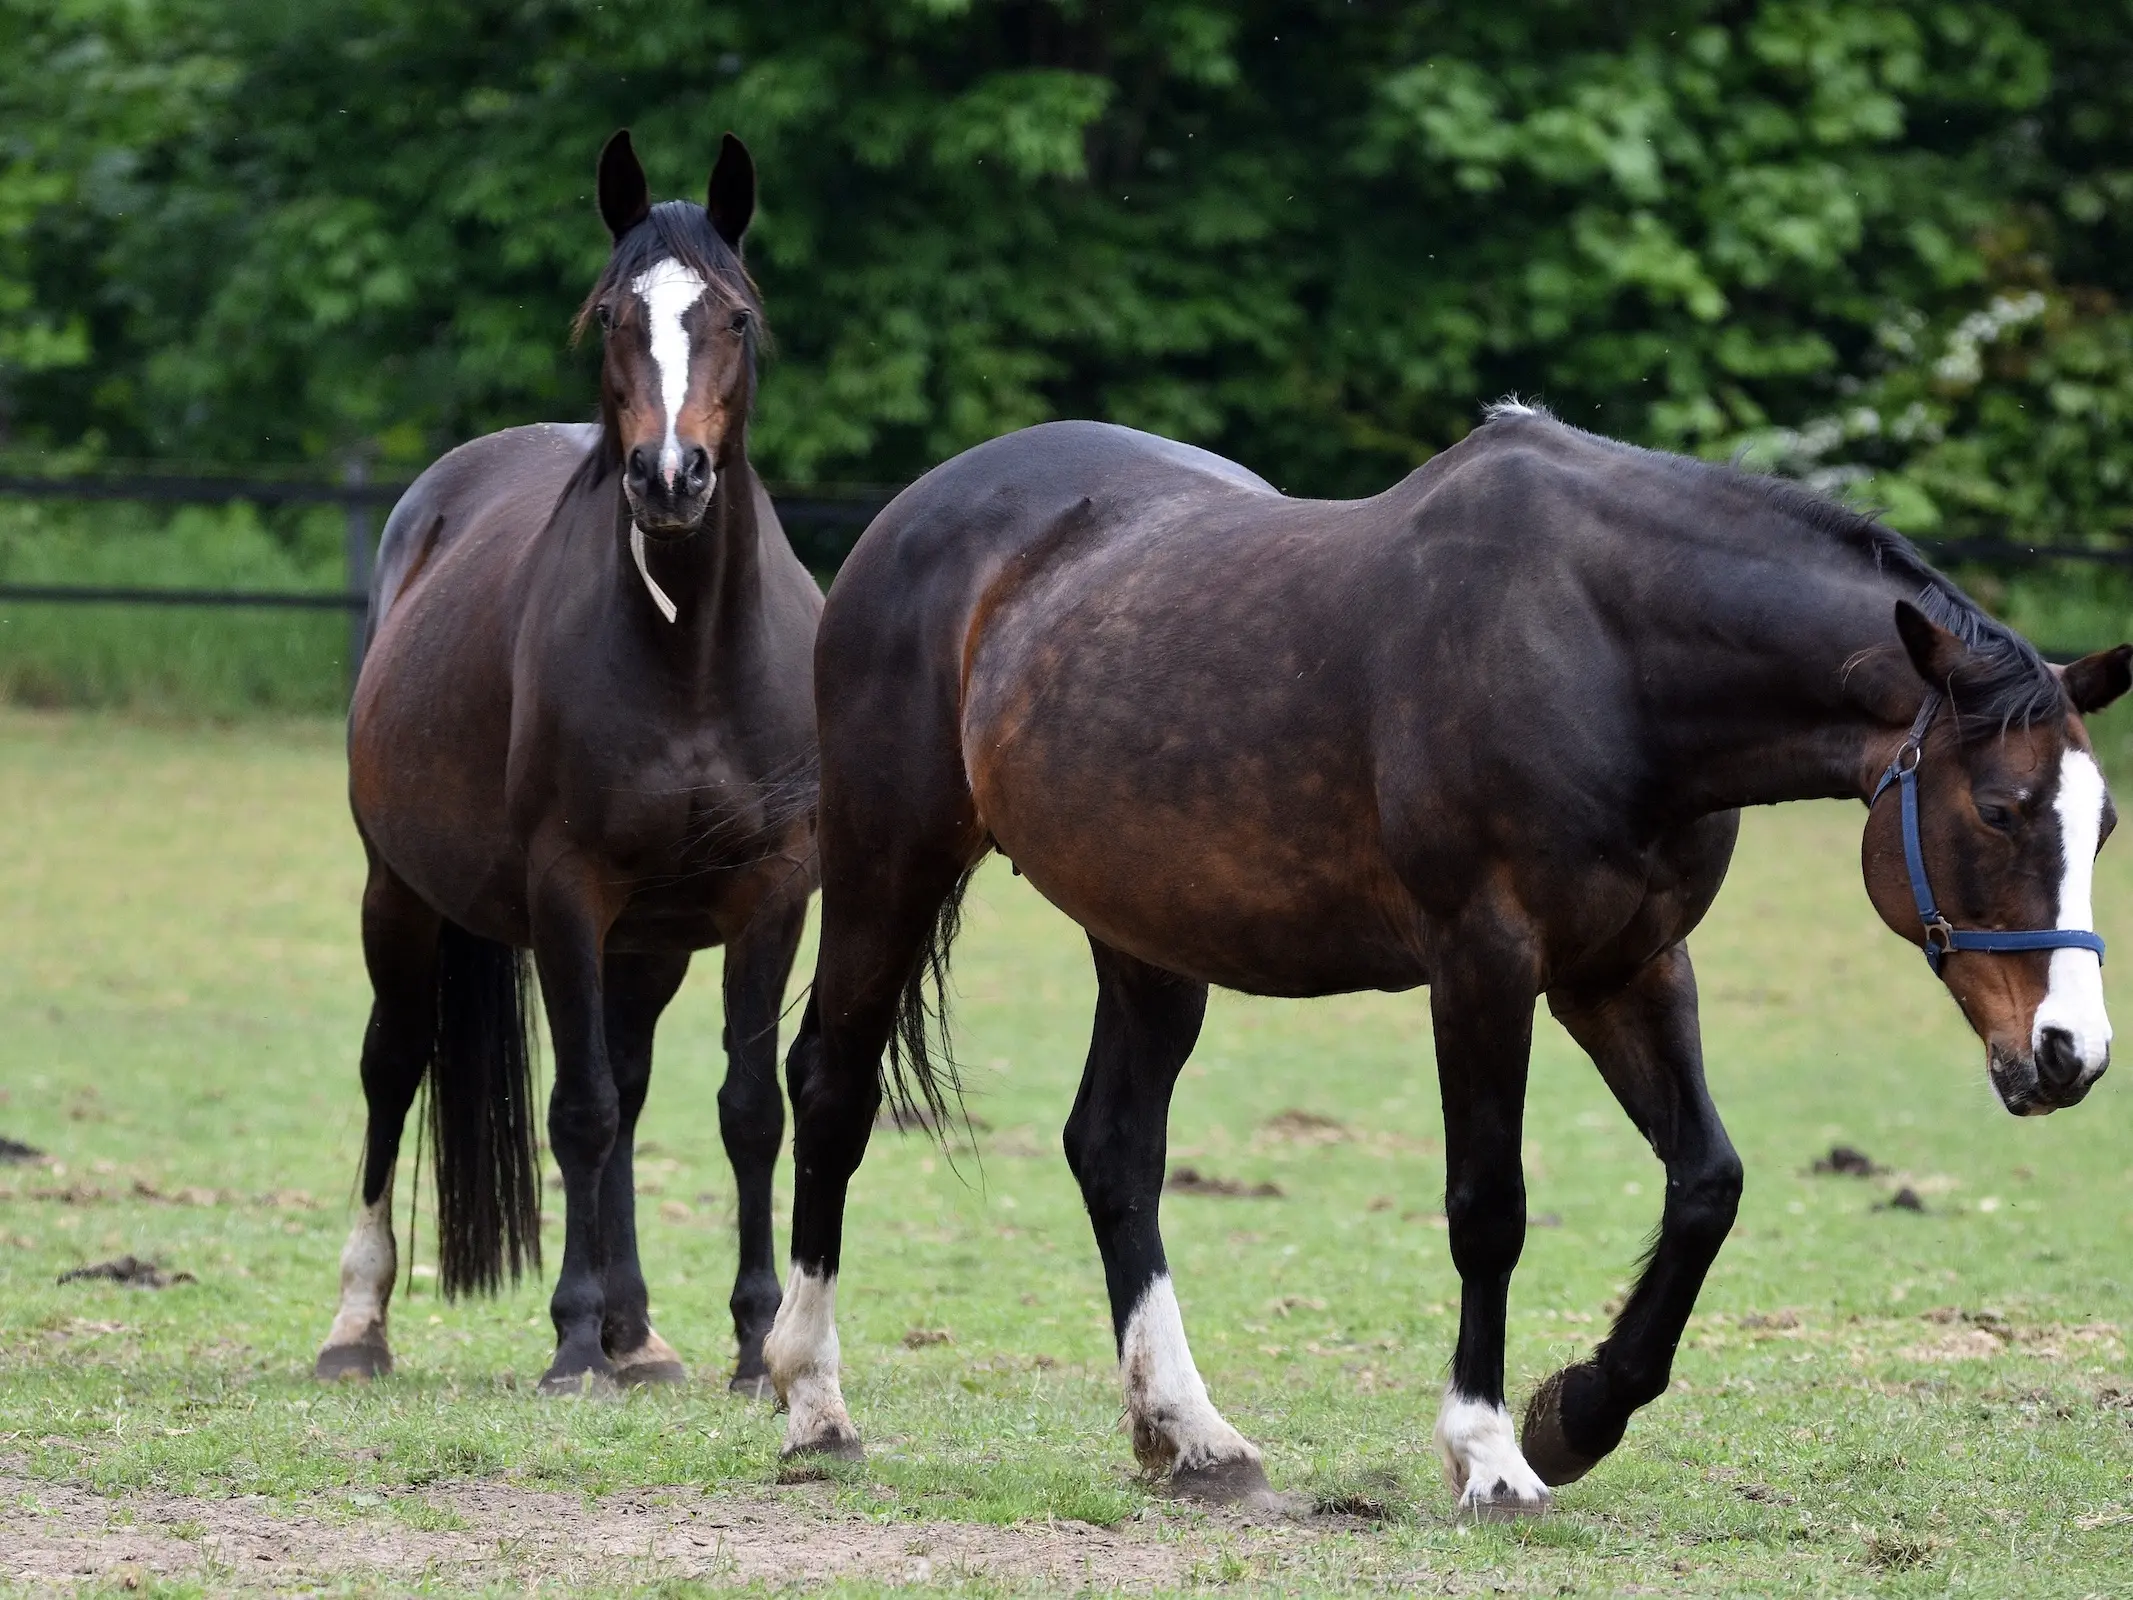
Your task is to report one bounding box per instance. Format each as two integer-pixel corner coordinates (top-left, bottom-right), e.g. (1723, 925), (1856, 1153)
(0, 0), (2128, 551)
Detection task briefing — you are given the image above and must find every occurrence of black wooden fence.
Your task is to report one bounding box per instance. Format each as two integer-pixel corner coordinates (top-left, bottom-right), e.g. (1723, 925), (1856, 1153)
(0, 471), (890, 687)
(0, 469), (2124, 670)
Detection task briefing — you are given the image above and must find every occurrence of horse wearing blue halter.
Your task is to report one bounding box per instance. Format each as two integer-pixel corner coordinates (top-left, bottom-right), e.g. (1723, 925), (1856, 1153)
(1871, 690), (2108, 975)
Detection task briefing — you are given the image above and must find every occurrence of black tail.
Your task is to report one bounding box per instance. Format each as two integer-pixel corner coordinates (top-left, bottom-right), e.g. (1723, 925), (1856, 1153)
(427, 921), (542, 1298)
(884, 866), (978, 1139)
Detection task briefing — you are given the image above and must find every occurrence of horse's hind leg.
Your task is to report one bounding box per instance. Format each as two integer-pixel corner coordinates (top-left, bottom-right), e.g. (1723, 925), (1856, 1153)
(317, 861), (440, 1380)
(717, 887), (809, 1397)
(765, 844), (971, 1459)
(1064, 939), (1269, 1501)
(1523, 944), (1741, 1485)
(596, 949), (692, 1386)
(1430, 930), (1553, 1516)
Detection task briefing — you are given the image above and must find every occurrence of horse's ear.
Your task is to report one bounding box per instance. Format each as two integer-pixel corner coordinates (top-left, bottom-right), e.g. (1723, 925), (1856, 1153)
(2061, 643), (2133, 714)
(1894, 600), (1968, 688)
(707, 133), (755, 250)
(598, 129), (651, 241)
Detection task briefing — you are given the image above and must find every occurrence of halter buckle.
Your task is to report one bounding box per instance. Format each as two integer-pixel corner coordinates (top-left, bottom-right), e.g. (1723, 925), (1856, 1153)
(1895, 740), (1923, 777)
(1924, 917), (1955, 956)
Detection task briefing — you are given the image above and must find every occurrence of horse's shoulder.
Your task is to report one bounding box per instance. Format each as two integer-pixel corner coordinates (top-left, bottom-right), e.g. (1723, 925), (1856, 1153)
(373, 424), (600, 621)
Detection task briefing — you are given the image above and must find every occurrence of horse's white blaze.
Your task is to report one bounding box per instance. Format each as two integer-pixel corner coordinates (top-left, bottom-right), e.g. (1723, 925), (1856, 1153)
(1433, 1387), (1551, 1509)
(764, 1265), (856, 1450)
(324, 1178), (396, 1349)
(1119, 1274), (1261, 1473)
(631, 259), (708, 488)
(2034, 748), (2112, 1074)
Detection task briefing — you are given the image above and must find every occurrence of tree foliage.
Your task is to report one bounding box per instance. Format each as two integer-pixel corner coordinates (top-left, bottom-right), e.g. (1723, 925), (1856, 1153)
(3, 0), (2133, 541)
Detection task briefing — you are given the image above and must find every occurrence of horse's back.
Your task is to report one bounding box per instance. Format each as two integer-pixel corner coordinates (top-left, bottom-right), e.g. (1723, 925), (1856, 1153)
(369, 422), (599, 633)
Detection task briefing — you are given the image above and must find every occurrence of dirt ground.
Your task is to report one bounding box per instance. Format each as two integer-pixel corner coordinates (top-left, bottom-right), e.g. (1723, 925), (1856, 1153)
(1, 1469), (1354, 1593)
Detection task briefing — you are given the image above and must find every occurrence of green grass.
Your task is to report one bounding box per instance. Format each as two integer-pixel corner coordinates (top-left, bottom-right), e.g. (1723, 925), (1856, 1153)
(0, 500), (351, 715)
(1, 708), (2131, 1595)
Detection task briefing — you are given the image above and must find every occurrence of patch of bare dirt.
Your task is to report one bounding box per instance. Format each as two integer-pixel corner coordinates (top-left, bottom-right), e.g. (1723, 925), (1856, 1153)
(54, 1256), (195, 1290)
(0, 1471), (1338, 1593)
(1166, 1166), (1283, 1199)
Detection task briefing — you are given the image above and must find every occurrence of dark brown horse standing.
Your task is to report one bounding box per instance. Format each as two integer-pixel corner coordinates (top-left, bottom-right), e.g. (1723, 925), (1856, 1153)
(315, 132), (820, 1394)
(765, 408), (2127, 1510)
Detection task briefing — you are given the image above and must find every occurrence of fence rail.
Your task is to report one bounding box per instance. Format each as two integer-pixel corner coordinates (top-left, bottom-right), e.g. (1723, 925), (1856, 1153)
(0, 473), (897, 690)
(0, 468), (2122, 622)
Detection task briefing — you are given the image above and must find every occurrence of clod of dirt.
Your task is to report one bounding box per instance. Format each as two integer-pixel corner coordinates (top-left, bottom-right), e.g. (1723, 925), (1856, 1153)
(1811, 1144), (1885, 1176)
(56, 1256), (195, 1290)
(901, 1327), (952, 1349)
(1311, 1491), (1389, 1520)
(1734, 1482), (1797, 1505)
(1166, 1167), (1283, 1199)
(1259, 1109), (1349, 1144)
(0, 1136), (43, 1164)
(1862, 1530), (1936, 1570)
(1878, 1186), (1926, 1213)
(1737, 1309), (1801, 1331)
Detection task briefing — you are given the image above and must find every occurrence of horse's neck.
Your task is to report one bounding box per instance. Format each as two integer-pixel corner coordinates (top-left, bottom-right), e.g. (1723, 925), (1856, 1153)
(1632, 550), (1917, 818)
(624, 466), (764, 660)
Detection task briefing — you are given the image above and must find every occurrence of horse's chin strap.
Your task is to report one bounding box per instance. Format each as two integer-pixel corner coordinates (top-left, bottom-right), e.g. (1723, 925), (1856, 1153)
(630, 522), (679, 625)
(1869, 690), (2107, 976)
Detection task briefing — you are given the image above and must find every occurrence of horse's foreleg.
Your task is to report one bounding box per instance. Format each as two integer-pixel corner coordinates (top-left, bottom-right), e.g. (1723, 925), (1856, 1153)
(531, 863), (622, 1392)
(1065, 940), (1267, 1502)
(1431, 938), (1552, 1517)
(718, 891), (808, 1396)
(1525, 944), (1740, 1484)
(317, 862), (440, 1381)
(596, 949), (692, 1385)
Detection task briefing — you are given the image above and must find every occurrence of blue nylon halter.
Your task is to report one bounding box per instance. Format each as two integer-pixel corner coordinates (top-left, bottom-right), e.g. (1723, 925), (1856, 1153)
(1869, 691), (2107, 976)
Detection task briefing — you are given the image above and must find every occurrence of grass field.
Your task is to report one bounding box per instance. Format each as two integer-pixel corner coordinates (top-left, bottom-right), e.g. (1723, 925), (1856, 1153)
(1, 709), (2132, 1596)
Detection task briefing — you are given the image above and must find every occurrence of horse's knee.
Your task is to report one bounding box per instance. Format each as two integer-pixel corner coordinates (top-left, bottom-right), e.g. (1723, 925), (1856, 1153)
(1444, 1171), (1527, 1278)
(718, 1074), (784, 1162)
(549, 1077), (621, 1169)
(790, 1063), (878, 1180)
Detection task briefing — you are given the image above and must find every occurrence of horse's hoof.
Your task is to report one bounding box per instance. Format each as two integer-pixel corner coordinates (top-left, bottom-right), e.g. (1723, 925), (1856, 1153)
(1462, 1482), (1553, 1521)
(1165, 1454), (1274, 1506)
(1520, 1368), (1603, 1488)
(537, 1361), (619, 1397)
(314, 1336), (392, 1382)
(780, 1426), (865, 1463)
(608, 1331), (687, 1387)
(728, 1369), (775, 1401)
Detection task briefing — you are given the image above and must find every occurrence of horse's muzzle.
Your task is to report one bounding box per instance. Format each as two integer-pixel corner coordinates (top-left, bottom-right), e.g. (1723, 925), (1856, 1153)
(625, 446), (714, 535)
(1990, 1034), (2107, 1116)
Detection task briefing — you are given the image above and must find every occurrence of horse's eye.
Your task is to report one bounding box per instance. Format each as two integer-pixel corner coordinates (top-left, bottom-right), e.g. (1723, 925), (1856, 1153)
(1976, 801), (2017, 833)
(728, 309), (751, 336)
(595, 302), (616, 331)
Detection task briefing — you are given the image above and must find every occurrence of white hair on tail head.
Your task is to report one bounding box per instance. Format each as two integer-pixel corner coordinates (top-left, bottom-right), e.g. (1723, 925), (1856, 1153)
(2033, 748), (2112, 1074)
(1483, 395), (1552, 423)
(631, 257), (709, 488)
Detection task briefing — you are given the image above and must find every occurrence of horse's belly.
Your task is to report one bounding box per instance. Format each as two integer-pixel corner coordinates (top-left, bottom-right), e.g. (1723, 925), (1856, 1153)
(977, 764), (1425, 997)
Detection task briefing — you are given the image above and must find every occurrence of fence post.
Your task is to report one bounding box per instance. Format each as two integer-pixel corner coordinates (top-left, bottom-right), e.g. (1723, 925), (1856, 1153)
(343, 458), (375, 700)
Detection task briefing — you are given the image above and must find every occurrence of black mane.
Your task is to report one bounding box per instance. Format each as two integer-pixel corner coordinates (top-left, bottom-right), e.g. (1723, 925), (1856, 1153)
(1482, 402), (2066, 738)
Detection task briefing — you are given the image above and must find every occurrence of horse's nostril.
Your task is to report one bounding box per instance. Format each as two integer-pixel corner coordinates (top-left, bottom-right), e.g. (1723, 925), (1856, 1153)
(626, 446), (653, 488)
(2036, 1026), (2083, 1092)
(684, 446), (711, 492)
